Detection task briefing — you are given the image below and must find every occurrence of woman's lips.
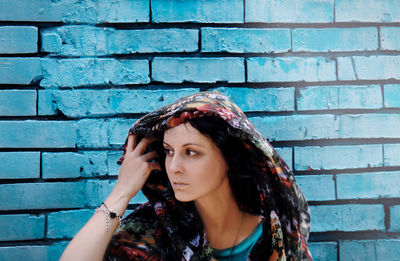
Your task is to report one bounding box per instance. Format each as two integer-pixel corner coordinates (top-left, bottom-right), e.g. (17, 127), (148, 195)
(173, 182), (189, 188)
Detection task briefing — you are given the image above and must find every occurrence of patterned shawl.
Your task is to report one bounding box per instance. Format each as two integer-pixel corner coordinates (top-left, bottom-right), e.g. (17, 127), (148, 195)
(107, 90), (313, 261)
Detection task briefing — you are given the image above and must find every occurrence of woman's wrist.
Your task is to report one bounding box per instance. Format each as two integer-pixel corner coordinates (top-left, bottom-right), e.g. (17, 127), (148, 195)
(103, 188), (132, 216)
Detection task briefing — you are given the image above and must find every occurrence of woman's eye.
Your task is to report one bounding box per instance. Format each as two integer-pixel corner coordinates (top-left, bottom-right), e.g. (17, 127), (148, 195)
(164, 148), (173, 156)
(186, 149), (197, 156)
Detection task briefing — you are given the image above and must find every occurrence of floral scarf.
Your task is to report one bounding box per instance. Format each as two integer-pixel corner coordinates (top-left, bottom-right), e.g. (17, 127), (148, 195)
(106, 91), (313, 261)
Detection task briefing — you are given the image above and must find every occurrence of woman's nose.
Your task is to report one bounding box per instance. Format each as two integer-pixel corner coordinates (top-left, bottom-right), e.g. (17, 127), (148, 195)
(167, 154), (183, 174)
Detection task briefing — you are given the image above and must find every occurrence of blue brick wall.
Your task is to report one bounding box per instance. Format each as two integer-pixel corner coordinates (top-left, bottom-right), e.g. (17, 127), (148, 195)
(1, 0), (399, 260)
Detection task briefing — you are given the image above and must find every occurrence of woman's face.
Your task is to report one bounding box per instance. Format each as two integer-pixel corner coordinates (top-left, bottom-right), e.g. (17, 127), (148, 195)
(163, 122), (229, 202)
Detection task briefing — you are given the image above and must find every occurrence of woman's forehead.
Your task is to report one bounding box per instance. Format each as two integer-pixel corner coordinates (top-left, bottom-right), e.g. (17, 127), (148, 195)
(163, 123), (209, 145)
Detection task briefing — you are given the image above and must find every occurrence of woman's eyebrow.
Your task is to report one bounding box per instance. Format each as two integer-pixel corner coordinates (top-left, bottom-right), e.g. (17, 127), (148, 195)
(163, 141), (204, 148)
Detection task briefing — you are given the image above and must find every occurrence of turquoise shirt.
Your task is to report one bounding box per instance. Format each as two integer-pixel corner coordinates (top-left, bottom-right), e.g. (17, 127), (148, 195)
(212, 222), (263, 261)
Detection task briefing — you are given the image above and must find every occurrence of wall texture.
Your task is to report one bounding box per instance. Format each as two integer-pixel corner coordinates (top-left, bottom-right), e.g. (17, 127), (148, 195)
(1, 0), (400, 260)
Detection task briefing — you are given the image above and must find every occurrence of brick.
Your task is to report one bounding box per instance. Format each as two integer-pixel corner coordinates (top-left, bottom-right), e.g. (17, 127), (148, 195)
(0, 214), (44, 241)
(340, 239), (400, 261)
(201, 28), (290, 53)
(0, 121), (76, 148)
(310, 204), (385, 232)
(42, 152), (108, 179)
(0, 26), (37, 53)
(0, 90), (36, 116)
(0, 152), (40, 179)
(76, 119), (109, 148)
(213, 87), (295, 112)
(40, 58), (149, 88)
(381, 27), (400, 50)
(85, 180), (147, 207)
(294, 145), (383, 170)
(47, 210), (92, 238)
(390, 205), (400, 232)
(0, 0), (149, 23)
(250, 115), (339, 142)
(0, 58), (42, 85)
(107, 151), (123, 175)
(384, 84), (400, 108)
(0, 242), (67, 261)
(338, 55), (400, 81)
(339, 114), (400, 138)
(336, 0), (400, 22)
(151, 0), (243, 23)
(152, 58), (244, 83)
(245, 0), (334, 23)
(297, 85), (382, 111)
(247, 57), (336, 82)
(274, 147), (293, 169)
(108, 119), (139, 147)
(384, 144), (400, 167)
(308, 242), (337, 261)
(337, 171), (400, 199)
(38, 90), (57, 116)
(39, 88), (199, 117)
(0, 182), (85, 210)
(295, 175), (335, 201)
(42, 26), (198, 56)
(293, 27), (378, 52)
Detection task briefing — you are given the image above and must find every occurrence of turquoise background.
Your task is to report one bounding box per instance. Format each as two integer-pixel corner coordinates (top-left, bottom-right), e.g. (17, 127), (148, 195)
(1, 0), (400, 260)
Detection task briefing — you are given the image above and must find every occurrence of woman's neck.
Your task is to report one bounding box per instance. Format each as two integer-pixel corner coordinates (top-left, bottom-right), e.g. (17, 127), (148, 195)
(194, 183), (261, 250)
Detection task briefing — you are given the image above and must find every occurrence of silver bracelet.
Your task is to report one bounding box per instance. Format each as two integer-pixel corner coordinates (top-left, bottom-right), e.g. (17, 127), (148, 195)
(95, 202), (122, 232)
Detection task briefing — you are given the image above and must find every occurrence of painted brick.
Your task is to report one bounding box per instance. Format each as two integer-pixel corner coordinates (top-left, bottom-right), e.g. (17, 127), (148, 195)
(381, 27), (400, 50)
(0, 121), (76, 148)
(213, 87), (295, 112)
(245, 0), (334, 23)
(336, 0), (400, 22)
(0, 214), (44, 241)
(201, 28), (290, 53)
(338, 56), (400, 81)
(308, 242), (337, 261)
(152, 57), (245, 83)
(42, 152), (108, 179)
(310, 204), (385, 232)
(294, 145), (383, 171)
(0, 182), (85, 210)
(107, 151), (123, 176)
(337, 171), (400, 199)
(0, 0), (149, 23)
(0, 58), (42, 85)
(38, 90), (57, 116)
(297, 85), (382, 111)
(293, 27), (378, 52)
(0, 152), (40, 179)
(0, 90), (36, 116)
(384, 84), (400, 108)
(389, 205), (400, 232)
(384, 144), (400, 167)
(339, 114), (400, 138)
(39, 88), (199, 117)
(247, 57), (336, 82)
(42, 26), (198, 56)
(0, 26), (37, 53)
(76, 119), (109, 148)
(85, 180), (147, 207)
(40, 58), (149, 88)
(295, 175), (335, 201)
(108, 119), (139, 147)
(340, 239), (400, 261)
(47, 209), (92, 239)
(250, 115), (339, 142)
(275, 147), (293, 169)
(151, 0), (243, 23)
(0, 242), (68, 261)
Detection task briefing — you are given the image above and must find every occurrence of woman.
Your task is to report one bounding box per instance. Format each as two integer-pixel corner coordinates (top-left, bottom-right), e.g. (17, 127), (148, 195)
(60, 91), (313, 260)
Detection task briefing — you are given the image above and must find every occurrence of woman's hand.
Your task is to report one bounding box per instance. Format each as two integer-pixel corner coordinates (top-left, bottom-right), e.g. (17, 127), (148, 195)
(112, 134), (162, 201)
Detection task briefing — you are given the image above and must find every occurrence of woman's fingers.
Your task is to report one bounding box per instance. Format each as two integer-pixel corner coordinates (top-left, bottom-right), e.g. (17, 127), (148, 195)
(134, 136), (159, 156)
(126, 134), (137, 153)
(142, 150), (159, 162)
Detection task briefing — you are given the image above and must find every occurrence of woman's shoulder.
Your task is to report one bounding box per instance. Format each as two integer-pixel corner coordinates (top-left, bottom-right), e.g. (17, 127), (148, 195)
(105, 202), (163, 260)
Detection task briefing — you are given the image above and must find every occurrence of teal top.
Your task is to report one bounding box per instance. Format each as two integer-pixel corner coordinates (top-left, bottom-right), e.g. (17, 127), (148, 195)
(212, 222), (263, 261)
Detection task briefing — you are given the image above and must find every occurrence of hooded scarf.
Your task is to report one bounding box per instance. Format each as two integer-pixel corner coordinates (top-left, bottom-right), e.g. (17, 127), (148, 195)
(106, 91), (313, 261)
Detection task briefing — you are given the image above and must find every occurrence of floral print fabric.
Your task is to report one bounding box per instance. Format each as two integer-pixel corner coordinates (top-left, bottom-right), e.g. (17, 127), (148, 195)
(106, 90), (313, 261)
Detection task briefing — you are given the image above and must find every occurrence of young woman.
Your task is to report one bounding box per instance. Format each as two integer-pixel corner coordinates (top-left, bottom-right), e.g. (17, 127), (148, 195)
(60, 91), (313, 261)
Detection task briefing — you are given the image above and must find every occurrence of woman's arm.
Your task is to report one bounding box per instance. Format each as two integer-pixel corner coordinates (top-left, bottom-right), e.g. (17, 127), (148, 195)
(60, 135), (161, 261)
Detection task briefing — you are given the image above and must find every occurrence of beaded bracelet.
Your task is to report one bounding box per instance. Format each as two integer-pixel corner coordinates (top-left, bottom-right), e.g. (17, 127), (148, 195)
(95, 202), (122, 232)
